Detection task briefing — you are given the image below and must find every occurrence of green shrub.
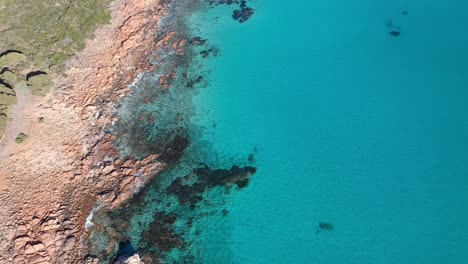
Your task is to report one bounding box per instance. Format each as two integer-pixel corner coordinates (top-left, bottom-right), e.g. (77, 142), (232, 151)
(15, 133), (28, 144)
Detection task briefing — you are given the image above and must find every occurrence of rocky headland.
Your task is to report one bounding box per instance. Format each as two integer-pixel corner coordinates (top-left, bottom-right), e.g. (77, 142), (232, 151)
(0, 0), (174, 263)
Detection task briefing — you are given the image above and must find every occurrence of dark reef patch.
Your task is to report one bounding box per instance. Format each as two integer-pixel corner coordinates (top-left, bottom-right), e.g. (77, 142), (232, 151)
(200, 47), (220, 58)
(141, 212), (184, 252)
(186, 76), (204, 88)
(159, 135), (190, 165)
(386, 19), (401, 37)
(232, 1), (255, 23)
(247, 147), (257, 164)
(222, 208), (229, 216)
(206, 0), (255, 23)
(133, 162), (257, 259)
(319, 222), (334, 230)
(189, 37), (207, 46)
(316, 222), (334, 235)
(167, 164), (256, 207)
(389, 29), (401, 37)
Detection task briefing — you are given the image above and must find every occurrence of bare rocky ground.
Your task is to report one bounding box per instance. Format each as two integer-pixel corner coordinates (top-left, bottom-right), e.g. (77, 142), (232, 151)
(0, 0), (180, 263)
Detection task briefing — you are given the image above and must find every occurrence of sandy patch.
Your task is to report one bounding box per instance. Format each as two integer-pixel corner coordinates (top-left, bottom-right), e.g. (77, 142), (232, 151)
(0, 170), (7, 191)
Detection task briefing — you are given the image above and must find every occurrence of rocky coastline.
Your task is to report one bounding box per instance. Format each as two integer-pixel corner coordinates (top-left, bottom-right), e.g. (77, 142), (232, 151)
(0, 0), (169, 262)
(0, 0), (256, 263)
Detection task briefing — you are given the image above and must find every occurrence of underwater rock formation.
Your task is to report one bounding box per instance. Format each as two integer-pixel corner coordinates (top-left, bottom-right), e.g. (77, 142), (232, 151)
(189, 37), (207, 46)
(167, 165), (257, 207)
(386, 19), (401, 37)
(206, 0), (255, 23)
(232, 1), (255, 23)
(316, 222), (334, 235)
(141, 212), (184, 252)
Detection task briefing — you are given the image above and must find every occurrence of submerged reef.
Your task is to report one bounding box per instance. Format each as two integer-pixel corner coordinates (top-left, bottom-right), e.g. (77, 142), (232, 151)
(232, 0), (255, 23)
(141, 212), (183, 252)
(167, 165), (256, 208)
(386, 19), (402, 37)
(206, 0), (255, 23)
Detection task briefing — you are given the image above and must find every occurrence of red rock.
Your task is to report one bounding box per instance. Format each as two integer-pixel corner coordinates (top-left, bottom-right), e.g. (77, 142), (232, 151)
(25, 245), (35, 255)
(121, 159), (135, 168)
(32, 242), (46, 252)
(28, 255), (50, 264)
(63, 236), (76, 251)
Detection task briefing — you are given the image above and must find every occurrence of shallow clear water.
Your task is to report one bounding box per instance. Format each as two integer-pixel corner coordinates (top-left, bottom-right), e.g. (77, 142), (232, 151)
(191, 0), (468, 263)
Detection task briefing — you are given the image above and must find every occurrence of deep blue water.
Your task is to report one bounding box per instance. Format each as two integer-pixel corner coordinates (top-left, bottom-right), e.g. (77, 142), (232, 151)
(190, 0), (468, 263)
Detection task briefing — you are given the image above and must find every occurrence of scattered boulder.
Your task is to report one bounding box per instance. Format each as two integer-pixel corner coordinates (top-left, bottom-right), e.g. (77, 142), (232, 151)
(316, 222), (334, 234)
(319, 222), (334, 230)
(386, 19), (401, 37)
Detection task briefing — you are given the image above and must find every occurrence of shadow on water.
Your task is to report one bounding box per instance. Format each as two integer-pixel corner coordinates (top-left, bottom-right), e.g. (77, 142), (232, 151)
(112, 240), (137, 262)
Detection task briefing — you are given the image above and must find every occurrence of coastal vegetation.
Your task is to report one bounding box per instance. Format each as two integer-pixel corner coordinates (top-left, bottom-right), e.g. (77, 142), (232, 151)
(0, 0), (110, 70)
(0, 0), (111, 138)
(14, 132), (28, 144)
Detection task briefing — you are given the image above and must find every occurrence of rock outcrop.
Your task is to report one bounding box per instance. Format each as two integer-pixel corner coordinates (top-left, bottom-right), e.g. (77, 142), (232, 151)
(113, 254), (145, 264)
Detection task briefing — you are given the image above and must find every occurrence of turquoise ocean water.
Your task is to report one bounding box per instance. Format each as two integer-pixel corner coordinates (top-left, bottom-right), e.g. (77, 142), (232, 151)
(93, 0), (468, 262)
(189, 0), (468, 263)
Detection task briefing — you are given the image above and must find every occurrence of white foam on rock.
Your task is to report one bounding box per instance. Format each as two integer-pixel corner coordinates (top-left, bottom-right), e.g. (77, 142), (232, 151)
(85, 204), (103, 231)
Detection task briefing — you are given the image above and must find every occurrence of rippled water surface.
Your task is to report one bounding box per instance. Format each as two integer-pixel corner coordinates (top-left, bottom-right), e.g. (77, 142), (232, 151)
(191, 0), (468, 263)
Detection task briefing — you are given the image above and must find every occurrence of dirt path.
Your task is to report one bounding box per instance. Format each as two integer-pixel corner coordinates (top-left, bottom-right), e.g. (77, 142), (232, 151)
(0, 92), (32, 190)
